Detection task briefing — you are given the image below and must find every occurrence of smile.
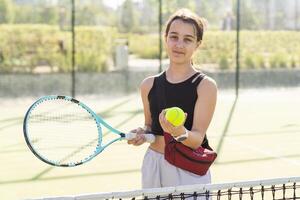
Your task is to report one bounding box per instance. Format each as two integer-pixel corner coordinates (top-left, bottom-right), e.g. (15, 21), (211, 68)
(172, 50), (185, 55)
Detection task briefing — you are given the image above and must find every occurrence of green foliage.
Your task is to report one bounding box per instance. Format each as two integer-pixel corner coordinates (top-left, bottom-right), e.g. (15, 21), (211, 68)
(129, 34), (160, 59)
(75, 1), (117, 26)
(242, 53), (266, 69)
(269, 53), (289, 69)
(194, 31), (235, 69)
(13, 4), (58, 25)
(75, 26), (117, 72)
(291, 57), (297, 68)
(0, 25), (117, 73)
(244, 55), (255, 69)
(129, 31), (300, 70)
(219, 55), (230, 70)
(0, 0), (14, 23)
(0, 25), (65, 72)
(1, 24), (299, 73)
(12, 0), (116, 26)
(198, 31), (300, 70)
(119, 0), (136, 33)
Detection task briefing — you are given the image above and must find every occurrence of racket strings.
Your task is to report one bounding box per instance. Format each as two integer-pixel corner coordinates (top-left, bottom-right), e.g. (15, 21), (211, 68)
(27, 99), (100, 166)
(30, 113), (96, 123)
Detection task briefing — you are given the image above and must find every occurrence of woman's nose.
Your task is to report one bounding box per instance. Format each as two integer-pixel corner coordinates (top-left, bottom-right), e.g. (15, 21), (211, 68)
(175, 40), (184, 48)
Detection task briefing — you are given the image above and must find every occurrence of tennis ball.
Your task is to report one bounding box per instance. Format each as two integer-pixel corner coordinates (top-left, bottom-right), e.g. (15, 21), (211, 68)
(165, 107), (185, 127)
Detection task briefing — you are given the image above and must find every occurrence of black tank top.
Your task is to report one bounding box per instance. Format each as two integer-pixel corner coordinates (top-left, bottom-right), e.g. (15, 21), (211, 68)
(148, 71), (211, 149)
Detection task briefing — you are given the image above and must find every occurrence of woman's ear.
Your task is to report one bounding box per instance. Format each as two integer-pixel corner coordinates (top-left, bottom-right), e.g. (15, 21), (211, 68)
(163, 35), (168, 47)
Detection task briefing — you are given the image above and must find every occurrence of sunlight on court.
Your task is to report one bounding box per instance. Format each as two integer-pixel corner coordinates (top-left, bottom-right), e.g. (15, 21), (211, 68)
(0, 88), (299, 199)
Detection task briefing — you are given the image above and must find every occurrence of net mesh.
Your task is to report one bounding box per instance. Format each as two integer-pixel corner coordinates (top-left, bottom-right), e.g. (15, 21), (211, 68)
(29, 177), (300, 200)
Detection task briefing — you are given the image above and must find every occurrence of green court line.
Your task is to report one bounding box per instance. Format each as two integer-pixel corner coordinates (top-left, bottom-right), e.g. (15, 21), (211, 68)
(215, 97), (238, 157)
(0, 116), (23, 123)
(228, 129), (300, 137)
(0, 96), (140, 185)
(1, 142), (26, 149)
(211, 129), (300, 138)
(5, 128), (298, 154)
(0, 96), (133, 133)
(0, 169), (140, 185)
(31, 108), (143, 181)
(0, 148), (27, 154)
(0, 120), (23, 132)
(215, 153), (300, 165)
(95, 97), (133, 117)
(96, 109), (143, 119)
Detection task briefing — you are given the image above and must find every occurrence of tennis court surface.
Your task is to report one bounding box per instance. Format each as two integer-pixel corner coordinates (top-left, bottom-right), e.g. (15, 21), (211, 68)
(0, 88), (299, 200)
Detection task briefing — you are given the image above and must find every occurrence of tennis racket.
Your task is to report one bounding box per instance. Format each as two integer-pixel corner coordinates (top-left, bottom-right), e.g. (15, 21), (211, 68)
(23, 95), (155, 167)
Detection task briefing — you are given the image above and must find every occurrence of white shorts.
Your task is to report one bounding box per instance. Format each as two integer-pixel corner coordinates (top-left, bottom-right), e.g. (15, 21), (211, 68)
(142, 147), (211, 188)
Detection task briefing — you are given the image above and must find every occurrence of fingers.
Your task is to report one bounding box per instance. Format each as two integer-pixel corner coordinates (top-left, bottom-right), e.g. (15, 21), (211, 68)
(159, 109), (187, 137)
(127, 127), (146, 146)
(159, 110), (172, 133)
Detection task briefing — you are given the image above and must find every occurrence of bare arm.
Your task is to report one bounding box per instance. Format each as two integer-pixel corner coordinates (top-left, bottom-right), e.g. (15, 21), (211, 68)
(127, 76), (154, 146)
(141, 77), (154, 130)
(183, 77), (217, 148)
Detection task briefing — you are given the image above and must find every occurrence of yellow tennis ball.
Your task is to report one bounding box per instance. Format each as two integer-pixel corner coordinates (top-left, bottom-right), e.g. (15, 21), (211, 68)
(165, 107), (185, 126)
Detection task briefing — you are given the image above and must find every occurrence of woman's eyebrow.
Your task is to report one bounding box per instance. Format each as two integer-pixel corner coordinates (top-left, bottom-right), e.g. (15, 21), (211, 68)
(169, 32), (195, 39)
(169, 31), (178, 35)
(185, 34), (195, 39)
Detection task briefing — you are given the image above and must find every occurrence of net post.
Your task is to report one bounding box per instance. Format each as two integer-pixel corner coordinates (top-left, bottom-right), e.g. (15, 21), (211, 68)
(239, 187), (242, 200)
(272, 185), (275, 199)
(293, 182), (296, 199)
(283, 183), (286, 199)
(261, 185), (265, 200)
(217, 190), (221, 200)
(180, 193), (184, 200)
(205, 191), (209, 200)
(228, 188), (232, 200)
(250, 187), (254, 200)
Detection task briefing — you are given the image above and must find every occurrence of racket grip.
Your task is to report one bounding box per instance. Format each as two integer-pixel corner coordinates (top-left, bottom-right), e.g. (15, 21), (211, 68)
(125, 132), (155, 143)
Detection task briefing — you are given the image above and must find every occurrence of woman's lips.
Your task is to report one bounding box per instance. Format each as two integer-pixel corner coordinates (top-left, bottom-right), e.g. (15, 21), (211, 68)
(172, 50), (185, 56)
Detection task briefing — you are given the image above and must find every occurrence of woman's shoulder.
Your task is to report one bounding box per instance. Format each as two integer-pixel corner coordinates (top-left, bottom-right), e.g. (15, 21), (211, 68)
(140, 72), (164, 92)
(197, 74), (217, 94)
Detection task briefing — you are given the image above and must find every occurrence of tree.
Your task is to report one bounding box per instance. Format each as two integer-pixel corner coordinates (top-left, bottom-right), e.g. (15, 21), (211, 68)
(0, 0), (14, 23)
(119, 0), (136, 33)
(232, 0), (260, 30)
(40, 6), (59, 25)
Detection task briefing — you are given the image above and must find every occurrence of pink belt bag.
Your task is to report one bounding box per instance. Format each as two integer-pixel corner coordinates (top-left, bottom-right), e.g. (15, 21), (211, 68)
(164, 132), (217, 176)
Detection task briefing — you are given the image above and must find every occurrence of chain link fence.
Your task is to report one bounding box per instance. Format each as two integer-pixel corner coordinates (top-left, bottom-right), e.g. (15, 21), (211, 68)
(0, 0), (299, 97)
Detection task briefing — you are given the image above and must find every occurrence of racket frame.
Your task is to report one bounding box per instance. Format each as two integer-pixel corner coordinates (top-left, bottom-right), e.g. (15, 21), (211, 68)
(23, 95), (129, 167)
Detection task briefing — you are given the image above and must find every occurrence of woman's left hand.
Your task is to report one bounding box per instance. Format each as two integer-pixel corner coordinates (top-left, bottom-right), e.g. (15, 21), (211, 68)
(159, 109), (187, 137)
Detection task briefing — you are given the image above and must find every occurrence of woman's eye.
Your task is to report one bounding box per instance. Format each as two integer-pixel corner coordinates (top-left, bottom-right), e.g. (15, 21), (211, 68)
(169, 35), (178, 40)
(184, 38), (192, 42)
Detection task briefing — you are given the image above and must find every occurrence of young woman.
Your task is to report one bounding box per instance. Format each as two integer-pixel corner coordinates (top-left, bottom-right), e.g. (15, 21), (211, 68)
(128, 8), (217, 188)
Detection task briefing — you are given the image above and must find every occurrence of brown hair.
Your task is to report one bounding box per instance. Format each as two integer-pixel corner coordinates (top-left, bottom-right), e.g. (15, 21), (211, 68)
(164, 8), (207, 42)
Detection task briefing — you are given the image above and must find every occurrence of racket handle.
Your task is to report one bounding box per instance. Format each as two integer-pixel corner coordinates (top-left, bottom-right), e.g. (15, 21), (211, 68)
(125, 132), (155, 143)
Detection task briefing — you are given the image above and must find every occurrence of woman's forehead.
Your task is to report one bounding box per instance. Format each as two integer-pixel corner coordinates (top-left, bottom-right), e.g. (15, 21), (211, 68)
(168, 19), (197, 37)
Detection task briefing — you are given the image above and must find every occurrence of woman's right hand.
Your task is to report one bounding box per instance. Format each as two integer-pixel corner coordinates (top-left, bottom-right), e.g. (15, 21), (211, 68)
(127, 127), (147, 146)
(159, 109), (187, 138)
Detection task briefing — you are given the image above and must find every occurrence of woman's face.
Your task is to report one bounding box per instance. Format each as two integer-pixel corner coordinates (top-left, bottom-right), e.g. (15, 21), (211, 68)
(165, 19), (200, 65)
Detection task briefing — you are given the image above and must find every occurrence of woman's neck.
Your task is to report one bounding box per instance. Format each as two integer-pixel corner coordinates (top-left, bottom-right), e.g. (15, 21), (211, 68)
(166, 63), (197, 83)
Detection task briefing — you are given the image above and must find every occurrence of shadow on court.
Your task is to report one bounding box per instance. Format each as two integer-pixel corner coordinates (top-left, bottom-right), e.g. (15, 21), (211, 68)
(1, 88), (300, 200)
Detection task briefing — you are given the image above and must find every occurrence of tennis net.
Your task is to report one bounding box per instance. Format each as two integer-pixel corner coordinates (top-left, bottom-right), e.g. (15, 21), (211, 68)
(29, 176), (300, 200)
